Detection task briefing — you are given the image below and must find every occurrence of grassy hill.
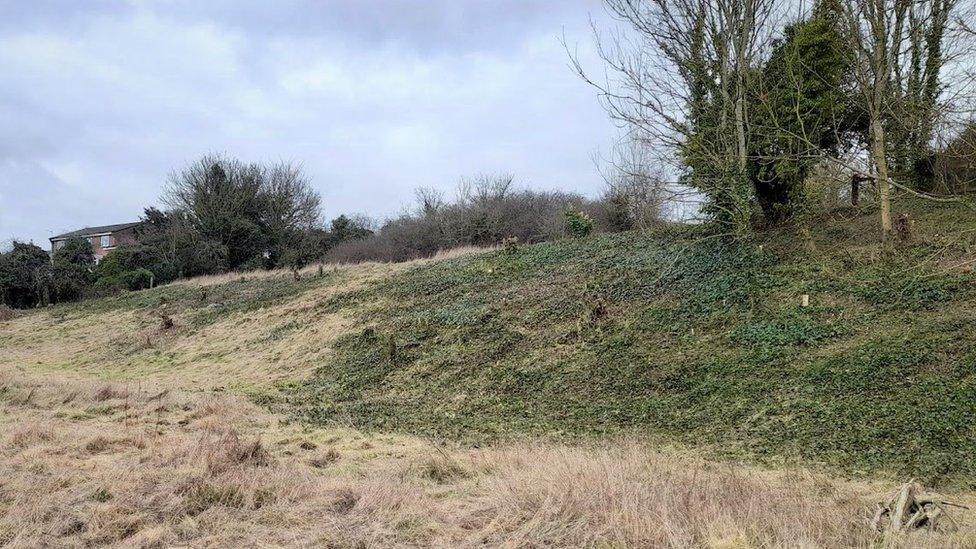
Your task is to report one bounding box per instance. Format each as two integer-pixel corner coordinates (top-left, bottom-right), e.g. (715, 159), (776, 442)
(4, 199), (976, 486)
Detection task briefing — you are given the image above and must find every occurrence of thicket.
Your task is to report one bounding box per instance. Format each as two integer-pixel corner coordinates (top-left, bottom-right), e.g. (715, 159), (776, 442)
(325, 174), (653, 263)
(0, 238), (97, 308)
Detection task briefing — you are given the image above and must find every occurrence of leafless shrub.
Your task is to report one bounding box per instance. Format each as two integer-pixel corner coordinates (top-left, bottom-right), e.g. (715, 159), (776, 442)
(325, 235), (401, 264)
(594, 138), (668, 231)
(325, 174), (624, 264)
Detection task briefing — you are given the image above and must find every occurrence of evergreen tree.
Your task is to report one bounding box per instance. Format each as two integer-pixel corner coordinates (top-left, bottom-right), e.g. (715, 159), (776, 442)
(749, 0), (856, 223)
(51, 238), (95, 302)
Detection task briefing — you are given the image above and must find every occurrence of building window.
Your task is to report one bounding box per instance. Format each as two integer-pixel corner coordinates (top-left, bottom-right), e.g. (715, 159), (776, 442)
(100, 235), (111, 248)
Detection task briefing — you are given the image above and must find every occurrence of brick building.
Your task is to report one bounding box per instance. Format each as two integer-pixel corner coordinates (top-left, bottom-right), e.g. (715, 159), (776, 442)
(49, 222), (142, 262)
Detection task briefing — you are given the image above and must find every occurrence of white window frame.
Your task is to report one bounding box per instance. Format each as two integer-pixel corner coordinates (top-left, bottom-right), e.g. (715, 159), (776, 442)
(100, 235), (111, 248)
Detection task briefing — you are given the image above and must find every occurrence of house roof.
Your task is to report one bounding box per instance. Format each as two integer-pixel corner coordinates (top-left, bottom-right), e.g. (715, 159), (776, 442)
(50, 222), (142, 242)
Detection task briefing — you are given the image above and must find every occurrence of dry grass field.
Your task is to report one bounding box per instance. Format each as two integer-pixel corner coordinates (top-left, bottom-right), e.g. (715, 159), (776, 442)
(4, 370), (976, 548)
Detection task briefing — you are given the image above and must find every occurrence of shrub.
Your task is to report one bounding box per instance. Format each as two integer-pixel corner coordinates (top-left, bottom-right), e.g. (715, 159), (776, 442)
(48, 238), (96, 303)
(98, 244), (178, 286)
(502, 236), (520, 255)
(323, 176), (636, 264)
(565, 208), (594, 238)
(93, 268), (154, 294)
(0, 241), (53, 308)
(325, 236), (400, 264)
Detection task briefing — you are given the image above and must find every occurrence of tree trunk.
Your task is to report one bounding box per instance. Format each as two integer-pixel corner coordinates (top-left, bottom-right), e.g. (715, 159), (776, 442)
(871, 117), (893, 238)
(732, 0), (754, 238)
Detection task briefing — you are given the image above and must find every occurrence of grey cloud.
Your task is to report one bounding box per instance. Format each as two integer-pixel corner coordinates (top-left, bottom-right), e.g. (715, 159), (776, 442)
(143, 0), (596, 53)
(0, 0), (616, 246)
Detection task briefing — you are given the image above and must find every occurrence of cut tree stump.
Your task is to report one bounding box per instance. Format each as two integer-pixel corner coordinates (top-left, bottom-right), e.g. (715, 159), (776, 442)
(871, 480), (968, 533)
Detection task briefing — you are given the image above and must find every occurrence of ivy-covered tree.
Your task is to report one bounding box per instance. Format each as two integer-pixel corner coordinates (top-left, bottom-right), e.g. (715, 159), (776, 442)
(749, 0), (857, 223)
(886, 0), (954, 191)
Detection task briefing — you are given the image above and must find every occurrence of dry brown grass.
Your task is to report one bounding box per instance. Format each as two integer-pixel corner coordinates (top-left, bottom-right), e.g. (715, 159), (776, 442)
(169, 254), (460, 289)
(170, 263), (330, 288)
(2, 370), (975, 548)
(430, 244), (498, 261)
(0, 262), (400, 391)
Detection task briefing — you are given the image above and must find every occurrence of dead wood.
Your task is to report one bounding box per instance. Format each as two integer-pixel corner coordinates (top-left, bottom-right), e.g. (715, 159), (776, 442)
(872, 480), (968, 534)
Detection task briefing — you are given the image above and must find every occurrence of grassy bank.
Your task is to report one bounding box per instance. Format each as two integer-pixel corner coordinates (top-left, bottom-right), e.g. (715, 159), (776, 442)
(4, 199), (976, 487)
(282, 200), (976, 485)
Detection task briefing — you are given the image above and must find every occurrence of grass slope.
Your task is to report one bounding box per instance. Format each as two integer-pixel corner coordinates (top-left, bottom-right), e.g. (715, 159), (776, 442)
(0, 264), (395, 391)
(282, 200), (976, 486)
(4, 199), (976, 488)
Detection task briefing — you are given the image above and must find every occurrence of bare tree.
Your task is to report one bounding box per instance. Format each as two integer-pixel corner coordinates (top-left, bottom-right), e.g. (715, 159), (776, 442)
(261, 161), (322, 264)
(456, 174), (515, 206)
(569, 0), (780, 235)
(414, 186), (445, 216)
(598, 136), (673, 229)
(839, 0), (970, 238)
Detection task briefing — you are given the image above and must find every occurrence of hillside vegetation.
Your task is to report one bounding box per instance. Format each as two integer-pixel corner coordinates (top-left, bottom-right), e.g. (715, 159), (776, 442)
(281, 200), (976, 485)
(4, 199), (976, 488)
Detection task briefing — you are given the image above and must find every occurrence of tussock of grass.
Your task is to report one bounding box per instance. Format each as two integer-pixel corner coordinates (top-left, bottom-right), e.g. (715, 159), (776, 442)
(9, 422), (53, 448)
(418, 455), (469, 484)
(93, 384), (129, 402)
(308, 448), (341, 468)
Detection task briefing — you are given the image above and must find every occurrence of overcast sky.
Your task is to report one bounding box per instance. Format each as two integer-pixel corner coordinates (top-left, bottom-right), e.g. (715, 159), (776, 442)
(0, 0), (618, 246)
